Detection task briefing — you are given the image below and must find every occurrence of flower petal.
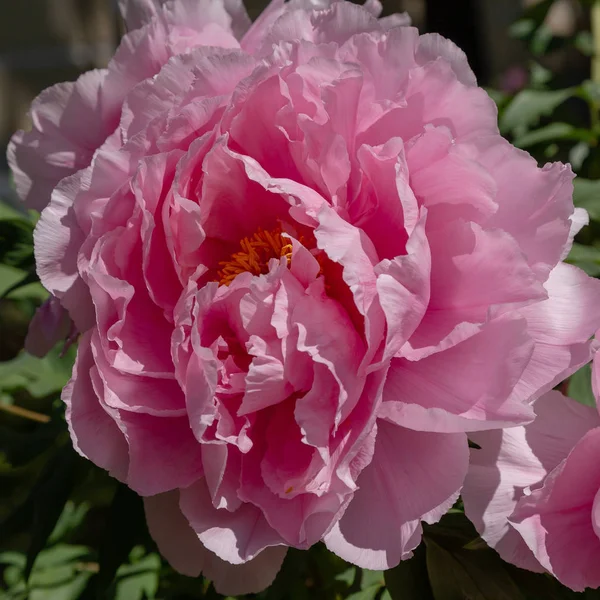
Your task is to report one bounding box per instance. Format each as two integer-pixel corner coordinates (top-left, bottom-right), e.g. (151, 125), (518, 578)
(324, 422), (468, 569)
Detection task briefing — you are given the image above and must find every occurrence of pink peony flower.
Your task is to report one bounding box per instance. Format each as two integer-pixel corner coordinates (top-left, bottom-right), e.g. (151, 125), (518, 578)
(9, 0), (600, 593)
(462, 388), (600, 591)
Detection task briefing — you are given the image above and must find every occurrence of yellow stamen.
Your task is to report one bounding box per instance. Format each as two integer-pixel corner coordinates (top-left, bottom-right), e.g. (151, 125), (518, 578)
(217, 226), (293, 286)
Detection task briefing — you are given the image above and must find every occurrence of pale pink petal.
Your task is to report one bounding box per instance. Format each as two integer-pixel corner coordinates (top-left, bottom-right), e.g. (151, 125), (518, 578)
(416, 33), (477, 86)
(477, 138), (575, 279)
(179, 478), (286, 564)
(64, 331), (129, 482)
(121, 0), (251, 40)
(117, 0), (164, 30)
(265, 2), (381, 49)
(144, 490), (287, 595)
(517, 263), (600, 346)
(462, 391), (600, 574)
(511, 428), (600, 590)
(144, 489), (205, 577)
(404, 219), (545, 358)
(560, 207), (588, 260)
(407, 128), (498, 225)
(292, 279), (365, 425)
(593, 334), (600, 412)
(381, 316), (535, 432)
(508, 263), (600, 403)
(8, 70), (106, 212)
(205, 545), (287, 596)
(354, 138), (418, 259)
(325, 421), (468, 569)
(374, 212), (430, 364)
(119, 410), (204, 496)
(313, 205), (384, 365)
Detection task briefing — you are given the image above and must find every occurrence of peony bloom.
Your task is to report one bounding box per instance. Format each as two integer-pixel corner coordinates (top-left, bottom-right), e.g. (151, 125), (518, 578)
(462, 386), (600, 592)
(10, 0), (600, 593)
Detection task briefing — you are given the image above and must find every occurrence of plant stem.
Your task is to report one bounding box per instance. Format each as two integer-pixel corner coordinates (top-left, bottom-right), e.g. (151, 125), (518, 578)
(0, 402), (50, 423)
(593, 0), (600, 84)
(591, 1), (600, 132)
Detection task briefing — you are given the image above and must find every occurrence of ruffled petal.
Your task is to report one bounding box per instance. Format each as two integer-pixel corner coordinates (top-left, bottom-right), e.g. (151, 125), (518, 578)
(144, 490), (286, 595)
(179, 478), (286, 563)
(324, 421), (468, 569)
(511, 428), (600, 590)
(63, 331), (129, 482)
(462, 391), (600, 575)
(8, 70), (106, 212)
(381, 316), (535, 432)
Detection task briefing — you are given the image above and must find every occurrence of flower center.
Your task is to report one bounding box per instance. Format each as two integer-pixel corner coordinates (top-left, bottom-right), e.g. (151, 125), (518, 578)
(217, 227), (293, 286)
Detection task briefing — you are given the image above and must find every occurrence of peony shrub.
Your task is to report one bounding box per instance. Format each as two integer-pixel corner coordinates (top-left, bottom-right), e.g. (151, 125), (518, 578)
(10, 0), (600, 594)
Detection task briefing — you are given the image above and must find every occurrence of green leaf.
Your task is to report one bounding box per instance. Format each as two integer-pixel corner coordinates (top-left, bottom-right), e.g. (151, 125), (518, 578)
(505, 564), (582, 600)
(425, 538), (526, 600)
(530, 24), (553, 56)
(566, 243), (600, 276)
(509, 19), (536, 40)
(423, 513), (529, 600)
(575, 31), (595, 56)
(0, 268), (41, 300)
(344, 569), (386, 600)
(0, 419), (66, 469)
(335, 567), (357, 586)
(513, 123), (581, 148)
(573, 178), (600, 222)
(33, 544), (92, 569)
(361, 569), (384, 589)
(264, 548), (313, 600)
(568, 364), (596, 407)
(346, 586), (381, 600)
(0, 199), (27, 221)
(426, 539), (484, 600)
(529, 62), (552, 88)
(0, 347), (75, 399)
(0, 264), (28, 297)
(485, 88), (508, 107)
(24, 446), (83, 579)
(522, 0), (556, 24)
(48, 502), (90, 545)
(114, 552), (161, 600)
(385, 543), (433, 600)
(0, 551), (27, 568)
(570, 142), (591, 172)
(0, 219), (35, 270)
(500, 88), (575, 135)
(578, 80), (600, 106)
(84, 484), (147, 597)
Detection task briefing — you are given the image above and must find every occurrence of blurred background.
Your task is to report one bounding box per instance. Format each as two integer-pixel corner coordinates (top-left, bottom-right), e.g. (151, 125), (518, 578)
(0, 0), (590, 200)
(3, 1), (600, 599)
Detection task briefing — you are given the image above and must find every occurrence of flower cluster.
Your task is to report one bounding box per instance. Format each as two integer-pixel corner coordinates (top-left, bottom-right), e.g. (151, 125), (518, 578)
(10, 0), (600, 594)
